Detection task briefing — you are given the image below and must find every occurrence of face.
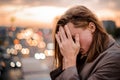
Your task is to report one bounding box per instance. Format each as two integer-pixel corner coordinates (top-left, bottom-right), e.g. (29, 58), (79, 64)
(66, 22), (93, 55)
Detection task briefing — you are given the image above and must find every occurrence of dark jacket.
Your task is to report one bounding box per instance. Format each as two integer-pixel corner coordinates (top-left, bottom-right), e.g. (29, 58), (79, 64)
(50, 37), (120, 80)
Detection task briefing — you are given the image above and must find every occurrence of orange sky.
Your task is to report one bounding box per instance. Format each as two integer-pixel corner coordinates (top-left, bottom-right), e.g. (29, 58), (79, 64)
(0, 6), (67, 28)
(0, 0), (120, 28)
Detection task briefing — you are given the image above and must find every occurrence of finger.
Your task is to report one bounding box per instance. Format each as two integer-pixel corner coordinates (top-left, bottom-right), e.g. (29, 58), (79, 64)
(64, 25), (72, 39)
(75, 34), (80, 47)
(58, 28), (64, 42)
(55, 33), (62, 47)
(57, 31), (62, 42)
(60, 26), (67, 39)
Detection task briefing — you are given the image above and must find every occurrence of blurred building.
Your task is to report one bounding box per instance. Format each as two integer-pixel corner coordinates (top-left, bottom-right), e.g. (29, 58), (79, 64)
(102, 20), (120, 44)
(102, 20), (116, 37)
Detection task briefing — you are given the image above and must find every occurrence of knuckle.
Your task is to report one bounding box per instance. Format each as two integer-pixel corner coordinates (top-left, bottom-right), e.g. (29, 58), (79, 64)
(59, 44), (62, 48)
(76, 44), (80, 48)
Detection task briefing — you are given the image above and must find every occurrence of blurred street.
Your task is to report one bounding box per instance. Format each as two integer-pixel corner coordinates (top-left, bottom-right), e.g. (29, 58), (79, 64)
(22, 57), (52, 80)
(0, 26), (54, 80)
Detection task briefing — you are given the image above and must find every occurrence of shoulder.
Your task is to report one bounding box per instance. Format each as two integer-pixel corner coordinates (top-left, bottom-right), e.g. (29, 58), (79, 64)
(87, 44), (120, 80)
(98, 43), (120, 68)
(105, 42), (120, 59)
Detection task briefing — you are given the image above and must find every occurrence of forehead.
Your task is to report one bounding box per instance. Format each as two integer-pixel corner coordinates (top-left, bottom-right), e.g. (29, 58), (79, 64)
(66, 22), (81, 35)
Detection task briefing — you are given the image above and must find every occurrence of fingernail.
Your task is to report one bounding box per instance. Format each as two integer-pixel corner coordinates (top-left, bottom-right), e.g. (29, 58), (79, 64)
(65, 25), (67, 28)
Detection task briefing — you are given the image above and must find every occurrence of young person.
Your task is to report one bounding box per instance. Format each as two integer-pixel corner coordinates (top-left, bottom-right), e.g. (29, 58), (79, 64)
(50, 5), (120, 80)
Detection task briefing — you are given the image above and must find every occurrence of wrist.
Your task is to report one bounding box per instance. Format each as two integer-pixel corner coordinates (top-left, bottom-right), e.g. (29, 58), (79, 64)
(63, 57), (76, 69)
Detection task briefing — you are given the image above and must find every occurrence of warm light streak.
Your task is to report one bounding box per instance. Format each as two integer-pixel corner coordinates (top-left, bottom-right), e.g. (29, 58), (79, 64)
(34, 53), (46, 59)
(47, 43), (54, 50)
(21, 48), (30, 54)
(24, 28), (34, 39)
(44, 49), (54, 56)
(38, 41), (46, 49)
(14, 44), (22, 50)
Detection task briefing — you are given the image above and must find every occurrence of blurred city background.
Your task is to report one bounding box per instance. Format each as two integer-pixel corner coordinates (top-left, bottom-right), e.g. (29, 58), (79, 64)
(0, 0), (120, 80)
